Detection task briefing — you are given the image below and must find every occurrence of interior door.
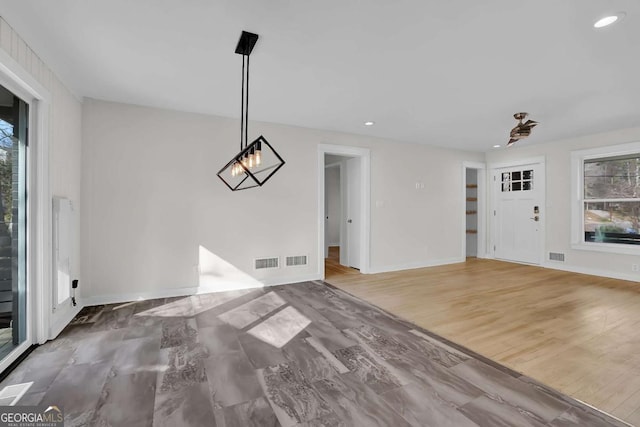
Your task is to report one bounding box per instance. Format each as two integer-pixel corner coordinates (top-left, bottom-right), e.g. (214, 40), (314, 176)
(346, 157), (361, 269)
(324, 170), (329, 258)
(494, 164), (542, 264)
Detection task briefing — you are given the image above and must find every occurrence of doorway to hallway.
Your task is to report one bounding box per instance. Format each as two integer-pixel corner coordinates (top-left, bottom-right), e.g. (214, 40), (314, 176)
(318, 144), (370, 280)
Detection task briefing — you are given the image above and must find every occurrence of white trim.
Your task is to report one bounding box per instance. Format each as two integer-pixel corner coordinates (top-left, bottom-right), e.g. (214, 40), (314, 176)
(318, 144), (371, 278)
(49, 304), (83, 340)
(0, 341), (32, 374)
(571, 141), (640, 255)
(0, 48), (52, 350)
(462, 161), (486, 169)
(261, 274), (323, 286)
(0, 49), (49, 103)
(81, 275), (323, 307)
(368, 257), (464, 274)
(34, 98), (52, 344)
(542, 261), (640, 283)
(462, 161), (487, 259)
(488, 156), (546, 265)
(82, 287), (200, 307)
(489, 156), (546, 170)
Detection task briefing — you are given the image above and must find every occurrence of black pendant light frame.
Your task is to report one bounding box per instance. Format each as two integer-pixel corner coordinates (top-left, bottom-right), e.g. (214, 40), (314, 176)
(217, 31), (285, 191)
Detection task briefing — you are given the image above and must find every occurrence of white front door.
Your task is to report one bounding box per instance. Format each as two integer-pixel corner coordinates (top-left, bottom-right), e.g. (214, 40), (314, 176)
(346, 157), (361, 269)
(494, 163), (543, 264)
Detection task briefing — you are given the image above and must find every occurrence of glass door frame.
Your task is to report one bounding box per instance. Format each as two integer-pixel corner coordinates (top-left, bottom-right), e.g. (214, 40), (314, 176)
(0, 48), (56, 372)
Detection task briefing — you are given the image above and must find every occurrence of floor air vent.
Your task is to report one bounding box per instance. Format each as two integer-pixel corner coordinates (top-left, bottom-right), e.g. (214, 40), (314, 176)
(255, 257), (279, 270)
(0, 382), (32, 406)
(549, 252), (565, 262)
(286, 255), (308, 267)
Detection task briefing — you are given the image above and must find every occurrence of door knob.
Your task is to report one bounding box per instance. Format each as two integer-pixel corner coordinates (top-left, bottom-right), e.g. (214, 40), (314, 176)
(530, 216), (539, 222)
(347, 219), (353, 223)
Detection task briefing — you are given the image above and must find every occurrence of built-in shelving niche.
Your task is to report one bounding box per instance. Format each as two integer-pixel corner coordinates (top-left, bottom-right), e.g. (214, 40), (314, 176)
(465, 172), (478, 256)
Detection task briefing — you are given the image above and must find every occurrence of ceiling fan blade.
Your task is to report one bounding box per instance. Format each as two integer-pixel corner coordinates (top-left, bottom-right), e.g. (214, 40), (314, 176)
(524, 120), (538, 127)
(507, 138), (518, 147)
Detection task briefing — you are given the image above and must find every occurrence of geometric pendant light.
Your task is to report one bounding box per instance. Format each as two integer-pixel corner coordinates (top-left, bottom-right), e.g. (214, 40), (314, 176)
(217, 31), (285, 191)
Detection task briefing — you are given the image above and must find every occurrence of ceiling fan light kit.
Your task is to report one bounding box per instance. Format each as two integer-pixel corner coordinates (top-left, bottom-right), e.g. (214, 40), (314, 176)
(217, 31), (285, 191)
(507, 112), (538, 147)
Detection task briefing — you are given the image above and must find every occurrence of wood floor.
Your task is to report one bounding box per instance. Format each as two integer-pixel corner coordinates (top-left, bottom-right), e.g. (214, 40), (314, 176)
(325, 247), (640, 425)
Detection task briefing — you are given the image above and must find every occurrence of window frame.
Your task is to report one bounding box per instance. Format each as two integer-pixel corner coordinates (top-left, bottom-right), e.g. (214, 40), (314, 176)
(571, 141), (640, 255)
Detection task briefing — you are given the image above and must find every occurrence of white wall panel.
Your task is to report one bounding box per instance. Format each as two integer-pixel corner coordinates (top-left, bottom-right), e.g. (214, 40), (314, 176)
(81, 99), (482, 299)
(0, 16), (83, 294)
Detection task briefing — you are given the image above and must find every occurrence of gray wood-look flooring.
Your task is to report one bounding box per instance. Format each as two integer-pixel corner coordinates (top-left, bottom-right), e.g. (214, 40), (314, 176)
(0, 281), (631, 427)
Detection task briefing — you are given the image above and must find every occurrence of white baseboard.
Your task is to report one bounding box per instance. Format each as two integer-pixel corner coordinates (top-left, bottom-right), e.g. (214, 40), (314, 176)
(49, 303), (84, 341)
(469, 254), (639, 282)
(81, 283), (257, 307)
(261, 274), (323, 287)
(368, 257), (465, 274)
(542, 261), (640, 282)
(81, 275), (323, 307)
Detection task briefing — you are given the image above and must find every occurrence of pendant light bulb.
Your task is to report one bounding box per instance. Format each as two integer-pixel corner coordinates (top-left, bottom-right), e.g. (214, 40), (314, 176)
(255, 144), (262, 166)
(248, 146), (255, 168)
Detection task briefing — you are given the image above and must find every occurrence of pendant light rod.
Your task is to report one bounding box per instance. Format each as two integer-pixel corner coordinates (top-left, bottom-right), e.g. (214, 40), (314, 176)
(236, 31), (258, 150)
(240, 54), (245, 150)
(245, 53), (249, 149)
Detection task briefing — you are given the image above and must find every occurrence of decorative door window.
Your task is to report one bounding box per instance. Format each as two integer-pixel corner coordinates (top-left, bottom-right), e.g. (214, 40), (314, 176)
(502, 170), (533, 192)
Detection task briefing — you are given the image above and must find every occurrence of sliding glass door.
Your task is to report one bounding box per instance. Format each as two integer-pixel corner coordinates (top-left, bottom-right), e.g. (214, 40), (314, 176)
(0, 84), (28, 361)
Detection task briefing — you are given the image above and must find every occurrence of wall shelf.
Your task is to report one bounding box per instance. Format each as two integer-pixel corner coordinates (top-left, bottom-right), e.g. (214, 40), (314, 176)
(465, 171), (479, 255)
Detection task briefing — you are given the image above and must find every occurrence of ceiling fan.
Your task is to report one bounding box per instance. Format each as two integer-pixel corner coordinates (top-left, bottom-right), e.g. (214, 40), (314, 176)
(507, 112), (538, 147)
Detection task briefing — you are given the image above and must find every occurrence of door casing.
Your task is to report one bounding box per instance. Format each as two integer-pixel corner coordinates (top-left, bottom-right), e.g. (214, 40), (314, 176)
(462, 161), (487, 259)
(318, 144), (370, 278)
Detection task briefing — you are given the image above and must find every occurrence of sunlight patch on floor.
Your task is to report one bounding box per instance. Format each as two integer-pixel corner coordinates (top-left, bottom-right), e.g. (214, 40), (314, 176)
(247, 306), (311, 348)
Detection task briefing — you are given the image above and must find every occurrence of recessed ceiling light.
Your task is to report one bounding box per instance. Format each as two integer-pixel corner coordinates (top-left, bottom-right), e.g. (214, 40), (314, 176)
(594, 13), (625, 28)
(493, 144), (501, 148)
(364, 121), (375, 126)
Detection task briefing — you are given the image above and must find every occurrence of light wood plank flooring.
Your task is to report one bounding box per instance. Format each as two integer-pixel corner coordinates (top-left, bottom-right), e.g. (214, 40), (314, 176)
(325, 248), (640, 425)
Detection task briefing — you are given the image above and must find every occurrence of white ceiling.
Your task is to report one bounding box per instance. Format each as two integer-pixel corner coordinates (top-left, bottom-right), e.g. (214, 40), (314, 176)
(1, 0), (639, 151)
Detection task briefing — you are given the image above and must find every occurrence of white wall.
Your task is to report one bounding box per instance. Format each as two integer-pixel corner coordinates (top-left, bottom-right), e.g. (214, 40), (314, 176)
(0, 18), (82, 289)
(486, 127), (640, 281)
(81, 99), (482, 301)
(325, 165), (340, 247)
